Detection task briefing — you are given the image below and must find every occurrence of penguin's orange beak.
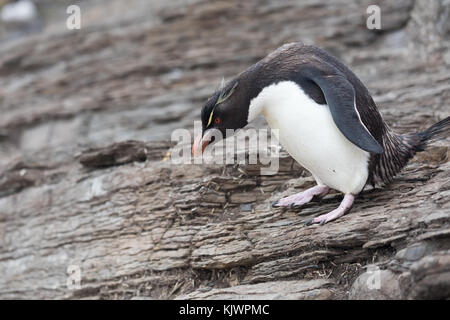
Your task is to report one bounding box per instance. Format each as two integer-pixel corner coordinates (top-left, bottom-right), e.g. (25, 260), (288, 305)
(192, 130), (213, 157)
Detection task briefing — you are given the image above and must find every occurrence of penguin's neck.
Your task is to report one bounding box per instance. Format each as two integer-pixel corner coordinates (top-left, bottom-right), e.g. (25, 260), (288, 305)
(247, 83), (278, 123)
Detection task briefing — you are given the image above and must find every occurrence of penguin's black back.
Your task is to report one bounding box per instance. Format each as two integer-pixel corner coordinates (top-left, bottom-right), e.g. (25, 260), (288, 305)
(241, 43), (387, 150)
(238, 43), (449, 186)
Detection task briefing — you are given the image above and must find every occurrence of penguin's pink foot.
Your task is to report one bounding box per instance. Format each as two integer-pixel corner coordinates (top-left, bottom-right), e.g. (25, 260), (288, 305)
(272, 185), (329, 208)
(304, 194), (354, 226)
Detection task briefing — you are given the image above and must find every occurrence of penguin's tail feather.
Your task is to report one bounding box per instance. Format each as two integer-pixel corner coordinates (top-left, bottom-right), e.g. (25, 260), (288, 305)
(370, 116), (449, 186)
(408, 116), (450, 152)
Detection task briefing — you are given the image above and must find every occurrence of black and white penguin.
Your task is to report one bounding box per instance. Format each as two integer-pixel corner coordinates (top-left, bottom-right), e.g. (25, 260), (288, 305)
(192, 43), (450, 225)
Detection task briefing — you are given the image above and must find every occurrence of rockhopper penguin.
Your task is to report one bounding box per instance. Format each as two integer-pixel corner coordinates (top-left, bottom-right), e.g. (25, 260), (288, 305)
(192, 43), (450, 225)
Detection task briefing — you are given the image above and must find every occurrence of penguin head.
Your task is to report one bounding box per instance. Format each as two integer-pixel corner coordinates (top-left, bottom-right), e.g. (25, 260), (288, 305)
(193, 79), (249, 156)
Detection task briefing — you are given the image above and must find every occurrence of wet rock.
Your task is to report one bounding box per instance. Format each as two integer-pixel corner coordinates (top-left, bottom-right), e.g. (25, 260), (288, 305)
(396, 243), (430, 262)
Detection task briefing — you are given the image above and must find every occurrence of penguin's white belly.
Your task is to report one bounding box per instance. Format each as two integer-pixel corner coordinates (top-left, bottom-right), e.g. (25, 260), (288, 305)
(249, 81), (370, 194)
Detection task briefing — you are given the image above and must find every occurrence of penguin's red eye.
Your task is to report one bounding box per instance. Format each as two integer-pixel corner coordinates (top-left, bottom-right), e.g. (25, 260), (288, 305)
(214, 117), (221, 124)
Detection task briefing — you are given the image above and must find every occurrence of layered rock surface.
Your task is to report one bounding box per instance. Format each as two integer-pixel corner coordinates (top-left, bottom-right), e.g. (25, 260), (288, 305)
(0, 0), (449, 299)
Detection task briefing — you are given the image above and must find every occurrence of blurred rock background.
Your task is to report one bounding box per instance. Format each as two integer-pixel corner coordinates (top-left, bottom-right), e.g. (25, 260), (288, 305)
(0, 0), (449, 299)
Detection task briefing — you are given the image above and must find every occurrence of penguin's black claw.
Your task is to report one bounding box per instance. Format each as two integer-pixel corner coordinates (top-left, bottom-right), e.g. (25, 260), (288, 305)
(303, 218), (314, 226)
(319, 219), (327, 226)
(271, 201), (279, 208)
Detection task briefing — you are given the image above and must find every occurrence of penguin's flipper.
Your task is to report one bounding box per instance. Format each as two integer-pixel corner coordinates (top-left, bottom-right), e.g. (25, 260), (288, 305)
(304, 66), (383, 154)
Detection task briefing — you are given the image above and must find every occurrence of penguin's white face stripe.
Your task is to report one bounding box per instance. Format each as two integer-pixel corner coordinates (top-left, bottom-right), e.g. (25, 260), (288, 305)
(249, 81), (370, 194)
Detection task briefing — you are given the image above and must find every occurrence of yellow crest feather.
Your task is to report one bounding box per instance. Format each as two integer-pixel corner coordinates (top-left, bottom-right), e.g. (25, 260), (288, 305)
(206, 80), (238, 127)
(207, 110), (214, 127)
